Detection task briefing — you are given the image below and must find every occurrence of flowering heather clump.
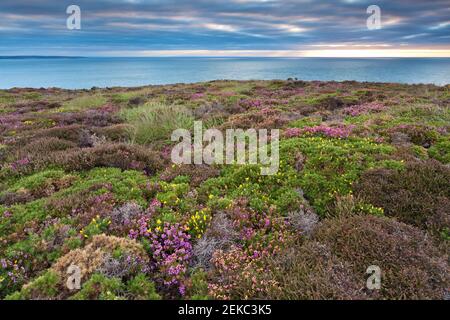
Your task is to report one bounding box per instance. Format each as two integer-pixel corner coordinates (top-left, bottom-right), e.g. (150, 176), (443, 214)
(149, 223), (192, 297)
(70, 192), (116, 227)
(190, 93), (205, 100)
(208, 245), (280, 299)
(223, 107), (288, 129)
(285, 125), (354, 139)
(10, 157), (30, 171)
(127, 200), (160, 239)
(343, 102), (386, 116)
(109, 202), (143, 235)
(239, 99), (263, 109)
(0, 255), (28, 296)
(284, 127), (302, 138)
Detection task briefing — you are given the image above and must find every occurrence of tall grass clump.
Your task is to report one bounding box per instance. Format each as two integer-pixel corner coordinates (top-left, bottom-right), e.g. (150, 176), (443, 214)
(61, 95), (107, 111)
(120, 101), (193, 144)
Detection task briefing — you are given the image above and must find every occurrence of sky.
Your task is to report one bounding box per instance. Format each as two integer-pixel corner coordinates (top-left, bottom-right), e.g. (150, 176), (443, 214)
(0, 0), (449, 57)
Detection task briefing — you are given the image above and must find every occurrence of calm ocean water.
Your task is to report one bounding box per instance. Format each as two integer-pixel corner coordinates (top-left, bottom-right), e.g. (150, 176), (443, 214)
(0, 57), (449, 89)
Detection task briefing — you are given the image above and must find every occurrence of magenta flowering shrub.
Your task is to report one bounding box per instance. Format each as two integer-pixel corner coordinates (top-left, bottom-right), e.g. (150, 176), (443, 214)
(285, 125), (354, 139)
(239, 98), (288, 110)
(128, 214), (152, 239)
(149, 223), (192, 297)
(284, 127), (302, 138)
(214, 199), (295, 258)
(343, 102), (386, 116)
(239, 99), (263, 109)
(190, 93), (205, 100)
(127, 199), (161, 239)
(223, 107), (288, 129)
(254, 86), (305, 99)
(228, 202), (275, 247)
(9, 157), (30, 171)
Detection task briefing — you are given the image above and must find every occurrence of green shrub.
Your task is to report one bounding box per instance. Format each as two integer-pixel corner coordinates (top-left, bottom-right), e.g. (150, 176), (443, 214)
(279, 137), (396, 215)
(0, 92), (15, 105)
(126, 273), (161, 300)
(428, 136), (450, 164)
(288, 116), (322, 128)
(5, 271), (60, 300)
(198, 161), (303, 214)
(69, 273), (123, 300)
(3, 199), (47, 228)
(187, 269), (209, 300)
(51, 167), (151, 208)
(5, 169), (76, 195)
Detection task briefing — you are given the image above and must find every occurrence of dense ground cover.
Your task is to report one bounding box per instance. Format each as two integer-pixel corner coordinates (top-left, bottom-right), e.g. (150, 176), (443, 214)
(0, 80), (449, 300)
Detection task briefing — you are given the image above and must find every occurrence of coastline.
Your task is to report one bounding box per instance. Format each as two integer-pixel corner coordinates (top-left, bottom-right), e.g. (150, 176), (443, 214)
(1, 57), (450, 89)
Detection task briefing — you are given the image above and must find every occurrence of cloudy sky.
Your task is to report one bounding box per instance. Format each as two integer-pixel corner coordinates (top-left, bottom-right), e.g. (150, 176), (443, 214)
(0, 0), (449, 57)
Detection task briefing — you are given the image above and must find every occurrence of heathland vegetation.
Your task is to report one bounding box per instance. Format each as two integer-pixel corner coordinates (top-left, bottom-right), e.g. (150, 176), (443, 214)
(0, 80), (449, 299)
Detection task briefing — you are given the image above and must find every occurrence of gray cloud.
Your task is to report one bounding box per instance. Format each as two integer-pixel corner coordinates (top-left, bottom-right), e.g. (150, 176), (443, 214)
(0, 0), (448, 55)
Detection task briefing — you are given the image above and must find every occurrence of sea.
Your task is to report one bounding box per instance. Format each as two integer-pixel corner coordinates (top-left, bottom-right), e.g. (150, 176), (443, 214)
(0, 57), (449, 89)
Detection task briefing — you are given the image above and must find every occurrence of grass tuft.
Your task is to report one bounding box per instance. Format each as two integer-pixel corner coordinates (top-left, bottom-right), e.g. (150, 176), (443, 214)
(120, 101), (194, 144)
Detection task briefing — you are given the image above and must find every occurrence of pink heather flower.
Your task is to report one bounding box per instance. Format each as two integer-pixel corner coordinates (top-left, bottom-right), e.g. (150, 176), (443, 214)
(150, 198), (161, 207)
(128, 229), (139, 239)
(285, 128), (302, 138)
(191, 93), (205, 100)
(10, 157), (30, 171)
(179, 284), (186, 296)
(436, 127), (447, 135)
(3, 211), (12, 218)
(149, 223), (192, 296)
(343, 102), (386, 117)
(148, 198), (161, 214)
(240, 99), (263, 108)
(285, 125), (354, 139)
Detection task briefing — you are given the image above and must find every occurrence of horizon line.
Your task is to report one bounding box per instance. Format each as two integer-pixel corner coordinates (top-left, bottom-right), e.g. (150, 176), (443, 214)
(2, 49), (450, 59)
